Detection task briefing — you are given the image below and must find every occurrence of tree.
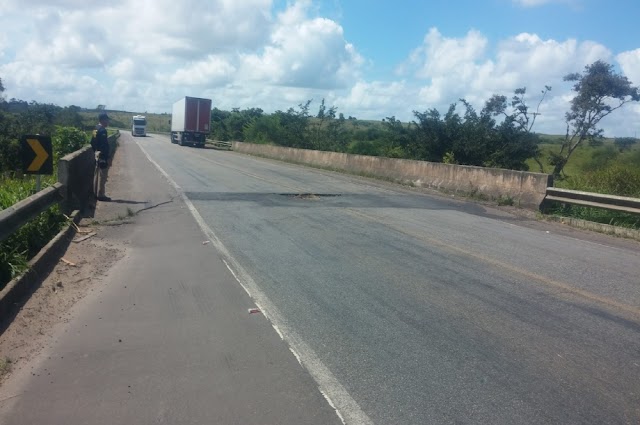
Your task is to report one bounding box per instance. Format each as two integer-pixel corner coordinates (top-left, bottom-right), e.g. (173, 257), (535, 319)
(614, 137), (637, 152)
(410, 94), (539, 171)
(551, 60), (640, 177)
(383, 116), (415, 158)
(485, 86), (551, 172)
(270, 101), (311, 148)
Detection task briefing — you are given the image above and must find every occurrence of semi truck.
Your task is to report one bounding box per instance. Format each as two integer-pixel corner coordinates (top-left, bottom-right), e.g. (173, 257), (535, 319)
(132, 115), (146, 136)
(170, 97), (212, 147)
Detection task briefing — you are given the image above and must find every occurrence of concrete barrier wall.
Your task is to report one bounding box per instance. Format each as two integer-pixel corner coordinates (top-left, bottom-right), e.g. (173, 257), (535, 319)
(232, 142), (553, 208)
(58, 146), (94, 214)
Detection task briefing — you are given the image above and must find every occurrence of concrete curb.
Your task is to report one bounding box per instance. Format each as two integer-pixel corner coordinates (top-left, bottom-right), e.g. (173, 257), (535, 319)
(0, 211), (81, 322)
(544, 215), (640, 242)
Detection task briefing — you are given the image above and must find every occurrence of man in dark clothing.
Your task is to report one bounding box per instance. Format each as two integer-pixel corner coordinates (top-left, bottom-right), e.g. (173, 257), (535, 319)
(92, 112), (111, 201)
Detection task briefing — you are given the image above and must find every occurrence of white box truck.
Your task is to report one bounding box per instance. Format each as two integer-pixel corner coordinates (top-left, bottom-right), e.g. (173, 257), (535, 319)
(132, 115), (146, 136)
(170, 97), (212, 147)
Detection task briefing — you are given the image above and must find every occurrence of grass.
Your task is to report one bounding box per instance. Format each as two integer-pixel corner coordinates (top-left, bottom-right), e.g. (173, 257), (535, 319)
(0, 176), (66, 289)
(0, 357), (12, 379)
(526, 136), (640, 177)
(547, 205), (640, 229)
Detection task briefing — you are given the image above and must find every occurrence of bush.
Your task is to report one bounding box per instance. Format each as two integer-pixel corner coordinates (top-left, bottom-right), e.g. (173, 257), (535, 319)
(52, 125), (89, 162)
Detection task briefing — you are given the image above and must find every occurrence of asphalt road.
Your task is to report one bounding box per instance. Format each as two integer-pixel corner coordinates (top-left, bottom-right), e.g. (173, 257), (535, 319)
(138, 133), (640, 424)
(4, 131), (640, 424)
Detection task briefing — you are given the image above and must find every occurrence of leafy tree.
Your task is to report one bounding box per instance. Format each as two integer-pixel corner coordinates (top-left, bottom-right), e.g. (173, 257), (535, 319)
(52, 126), (88, 162)
(55, 105), (84, 129)
(614, 137), (637, 152)
(485, 86), (551, 172)
(326, 109), (349, 152)
(223, 107), (263, 141)
(278, 100), (311, 148)
(410, 108), (450, 161)
(382, 116), (415, 158)
(410, 92), (539, 170)
(243, 114), (286, 145)
(306, 99), (349, 152)
(551, 60), (640, 177)
(211, 107), (231, 140)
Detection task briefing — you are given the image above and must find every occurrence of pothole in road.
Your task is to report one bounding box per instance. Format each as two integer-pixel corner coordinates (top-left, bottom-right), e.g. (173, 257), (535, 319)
(279, 193), (342, 200)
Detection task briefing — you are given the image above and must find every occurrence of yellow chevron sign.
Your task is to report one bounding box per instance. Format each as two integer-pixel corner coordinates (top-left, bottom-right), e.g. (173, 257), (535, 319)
(21, 135), (53, 175)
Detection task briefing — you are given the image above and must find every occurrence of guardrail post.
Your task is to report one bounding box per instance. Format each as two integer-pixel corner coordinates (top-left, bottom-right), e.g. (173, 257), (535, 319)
(57, 157), (72, 214)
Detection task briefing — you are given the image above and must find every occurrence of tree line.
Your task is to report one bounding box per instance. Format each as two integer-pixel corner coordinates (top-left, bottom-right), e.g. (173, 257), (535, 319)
(0, 84), (90, 175)
(1, 60), (638, 179)
(210, 61), (638, 178)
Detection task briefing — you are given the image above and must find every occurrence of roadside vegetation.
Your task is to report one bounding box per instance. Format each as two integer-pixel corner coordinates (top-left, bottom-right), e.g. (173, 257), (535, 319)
(0, 78), (92, 288)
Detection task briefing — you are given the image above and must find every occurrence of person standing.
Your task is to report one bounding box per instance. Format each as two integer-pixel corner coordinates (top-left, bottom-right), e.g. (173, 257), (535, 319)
(92, 112), (111, 202)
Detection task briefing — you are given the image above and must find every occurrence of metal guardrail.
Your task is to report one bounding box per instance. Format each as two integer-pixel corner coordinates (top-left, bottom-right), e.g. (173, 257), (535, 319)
(207, 140), (232, 150)
(0, 183), (64, 243)
(545, 187), (640, 214)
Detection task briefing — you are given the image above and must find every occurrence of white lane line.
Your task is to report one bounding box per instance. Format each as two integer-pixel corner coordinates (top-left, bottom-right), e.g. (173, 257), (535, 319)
(136, 140), (372, 425)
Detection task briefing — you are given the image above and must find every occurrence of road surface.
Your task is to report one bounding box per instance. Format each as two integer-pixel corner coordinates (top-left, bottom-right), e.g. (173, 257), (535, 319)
(2, 131), (640, 424)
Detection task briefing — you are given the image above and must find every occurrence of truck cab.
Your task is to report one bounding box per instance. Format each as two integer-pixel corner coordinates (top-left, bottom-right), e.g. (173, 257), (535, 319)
(132, 115), (147, 137)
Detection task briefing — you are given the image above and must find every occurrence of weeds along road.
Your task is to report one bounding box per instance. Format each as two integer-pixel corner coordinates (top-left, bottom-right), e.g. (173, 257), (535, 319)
(3, 130), (640, 424)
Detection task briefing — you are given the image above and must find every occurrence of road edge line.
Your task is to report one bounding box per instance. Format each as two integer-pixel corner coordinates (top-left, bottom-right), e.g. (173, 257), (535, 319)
(135, 139), (372, 425)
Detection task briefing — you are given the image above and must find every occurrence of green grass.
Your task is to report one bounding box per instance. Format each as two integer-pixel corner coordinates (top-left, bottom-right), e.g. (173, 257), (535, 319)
(526, 136), (640, 177)
(529, 136), (640, 229)
(0, 176), (66, 289)
(0, 357), (12, 379)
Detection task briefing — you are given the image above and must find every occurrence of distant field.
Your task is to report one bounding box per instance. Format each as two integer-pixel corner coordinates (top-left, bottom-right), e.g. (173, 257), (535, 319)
(526, 136), (640, 178)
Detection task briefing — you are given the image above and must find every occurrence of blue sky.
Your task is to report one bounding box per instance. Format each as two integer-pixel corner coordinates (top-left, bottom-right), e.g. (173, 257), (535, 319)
(334, 0), (640, 78)
(1, 0), (639, 136)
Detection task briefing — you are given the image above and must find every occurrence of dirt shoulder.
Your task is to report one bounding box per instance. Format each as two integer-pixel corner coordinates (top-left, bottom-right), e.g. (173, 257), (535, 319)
(0, 226), (127, 384)
(0, 137), (137, 386)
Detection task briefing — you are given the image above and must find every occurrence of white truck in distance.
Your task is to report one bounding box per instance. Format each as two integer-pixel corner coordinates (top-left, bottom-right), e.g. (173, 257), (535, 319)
(170, 97), (212, 148)
(132, 115), (146, 137)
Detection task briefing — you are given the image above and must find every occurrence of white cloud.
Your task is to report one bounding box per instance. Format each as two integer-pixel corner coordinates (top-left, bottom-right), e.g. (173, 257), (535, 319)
(167, 55), (236, 86)
(512, 0), (575, 7)
(239, 2), (363, 89)
(0, 1), (638, 136)
(0, 0), (363, 111)
(399, 28), (618, 133)
(337, 81), (409, 118)
(617, 49), (640, 87)
(411, 28), (488, 80)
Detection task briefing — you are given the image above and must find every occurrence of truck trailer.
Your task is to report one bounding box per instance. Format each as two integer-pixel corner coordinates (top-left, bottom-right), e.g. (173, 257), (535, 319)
(132, 115), (146, 136)
(170, 97), (212, 147)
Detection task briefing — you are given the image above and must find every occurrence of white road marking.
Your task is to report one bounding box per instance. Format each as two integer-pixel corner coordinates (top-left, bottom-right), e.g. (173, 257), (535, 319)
(136, 139), (372, 425)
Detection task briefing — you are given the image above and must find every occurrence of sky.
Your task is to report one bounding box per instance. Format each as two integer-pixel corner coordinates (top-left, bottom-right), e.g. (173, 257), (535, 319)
(1, 0), (639, 136)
